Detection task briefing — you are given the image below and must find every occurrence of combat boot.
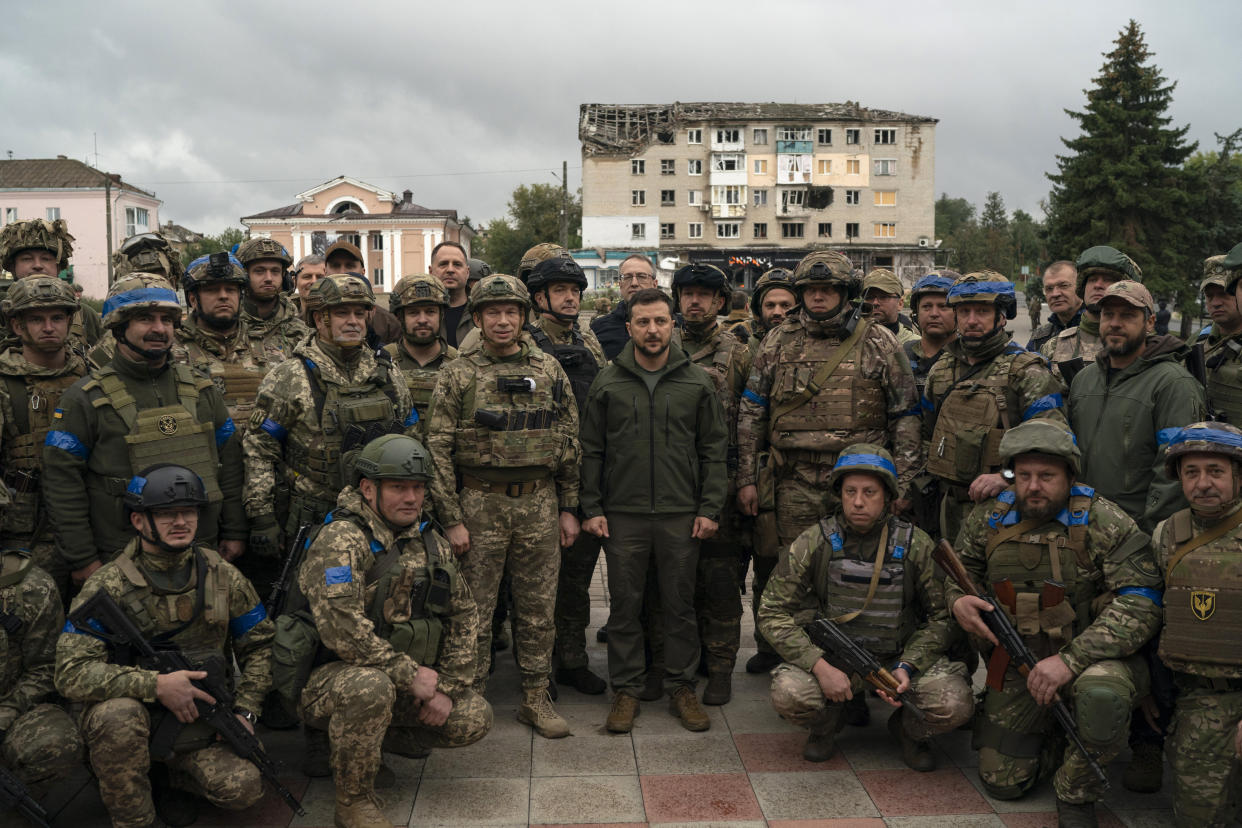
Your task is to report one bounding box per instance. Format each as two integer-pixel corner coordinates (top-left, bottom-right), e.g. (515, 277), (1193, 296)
(669, 686), (710, 731)
(1055, 797), (1098, 828)
(303, 724), (332, 777)
(702, 672), (732, 705)
(555, 665), (607, 695)
(802, 729), (837, 762)
(887, 708), (935, 772)
(1121, 741), (1164, 793)
(517, 687), (571, 738)
(605, 692), (640, 733)
(151, 766), (198, 828)
(335, 790), (393, 828)
(746, 651), (781, 674)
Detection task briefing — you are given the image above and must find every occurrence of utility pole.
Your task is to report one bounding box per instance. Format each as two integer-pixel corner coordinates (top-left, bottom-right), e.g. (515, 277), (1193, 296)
(559, 160), (569, 249)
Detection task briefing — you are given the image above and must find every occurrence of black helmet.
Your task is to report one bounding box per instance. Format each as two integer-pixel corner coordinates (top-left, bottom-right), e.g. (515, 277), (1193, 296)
(749, 267), (795, 317)
(124, 464), (208, 514)
(672, 263), (731, 313)
(526, 257), (588, 293)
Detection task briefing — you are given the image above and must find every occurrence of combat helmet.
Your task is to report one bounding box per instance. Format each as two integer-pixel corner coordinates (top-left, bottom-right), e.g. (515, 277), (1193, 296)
(1, 275), (79, 322)
(102, 272), (182, 330)
(946, 270), (1017, 319)
(0, 219), (74, 273)
(182, 252), (247, 296)
(352, 434), (433, 485)
(1163, 421), (1242, 479)
(1074, 245), (1142, 299)
(468, 274), (531, 314)
(113, 232), (184, 286)
(124, 464), (209, 515)
(303, 273), (375, 318)
(389, 274), (449, 316)
(235, 237), (293, 269)
(749, 267), (796, 317)
(468, 258), (492, 285)
(671, 263), (731, 313)
(827, 443), (900, 499)
(998, 419), (1081, 477)
(908, 271), (958, 310)
(518, 243), (573, 284)
(1221, 242), (1242, 294)
(791, 250), (857, 298)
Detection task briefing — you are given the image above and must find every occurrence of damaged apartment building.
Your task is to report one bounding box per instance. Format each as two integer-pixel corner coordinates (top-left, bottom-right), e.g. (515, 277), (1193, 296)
(578, 102), (939, 289)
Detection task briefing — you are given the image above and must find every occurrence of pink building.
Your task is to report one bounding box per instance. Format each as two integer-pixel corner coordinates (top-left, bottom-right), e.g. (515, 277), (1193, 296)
(241, 176), (474, 294)
(0, 157), (162, 299)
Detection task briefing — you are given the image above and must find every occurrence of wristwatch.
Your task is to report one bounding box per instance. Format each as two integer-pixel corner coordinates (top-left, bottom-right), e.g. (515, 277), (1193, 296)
(235, 709), (257, 726)
(1001, 468), (1015, 483)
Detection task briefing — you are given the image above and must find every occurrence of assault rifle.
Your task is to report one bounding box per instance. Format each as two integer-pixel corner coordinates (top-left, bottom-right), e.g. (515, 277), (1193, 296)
(933, 539), (1108, 788)
(67, 591), (306, 816)
(803, 617), (925, 721)
(0, 763), (48, 828)
(266, 523), (311, 618)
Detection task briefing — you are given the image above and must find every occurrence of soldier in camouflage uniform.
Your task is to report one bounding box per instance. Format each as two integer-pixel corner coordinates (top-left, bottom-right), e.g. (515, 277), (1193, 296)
(243, 274), (416, 562)
(735, 267), (796, 351)
(455, 242), (574, 356)
(43, 273), (247, 588)
(111, 232), (184, 287)
(760, 445), (973, 766)
(903, 272), (959, 401)
(56, 465), (274, 828)
(673, 263), (753, 704)
(0, 550), (82, 805)
(1152, 422), (1242, 827)
(0, 218), (104, 356)
(1040, 246), (1143, 384)
(235, 237), (309, 358)
(384, 274), (459, 442)
(949, 420), (1163, 827)
(425, 274), (580, 738)
(298, 435), (491, 828)
(922, 271), (1066, 545)
(862, 269), (920, 346)
(1205, 244), (1242, 425)
(0, 277), (88, 597)
(737, 250), (920, 676)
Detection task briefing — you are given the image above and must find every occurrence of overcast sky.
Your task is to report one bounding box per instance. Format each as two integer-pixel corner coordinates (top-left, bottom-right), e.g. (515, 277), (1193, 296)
(2, 0), (1238, 237)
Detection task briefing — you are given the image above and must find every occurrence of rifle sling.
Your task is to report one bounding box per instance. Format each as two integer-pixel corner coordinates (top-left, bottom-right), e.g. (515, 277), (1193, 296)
(984, 516), (1046, 560)
(769, 319), (870, 424)
(1165, 506), (1242, 580)
(829, 523), (889, 625)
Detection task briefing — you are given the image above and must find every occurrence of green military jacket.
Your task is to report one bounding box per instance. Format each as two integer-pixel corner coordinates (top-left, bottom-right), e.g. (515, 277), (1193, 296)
(240, 294), (309, 358)
(1200, 327), (1242, 425)
(0, 552), (62, 734)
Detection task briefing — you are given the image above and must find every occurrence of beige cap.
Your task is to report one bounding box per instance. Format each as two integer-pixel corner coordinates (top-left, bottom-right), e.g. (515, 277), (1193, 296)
(324, 239), (364, 266)
(1201, 254), (1230, 292)
(861, 268), (903, 297)
(1099, 280), (1154, 313)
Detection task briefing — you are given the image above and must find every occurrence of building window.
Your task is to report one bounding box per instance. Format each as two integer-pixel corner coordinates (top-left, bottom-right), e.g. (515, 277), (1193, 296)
(688, 190), (702, 206)
(817, 128), (832, 145)
(753, 128), (768, 145)
(660, 222), (675, 240)
(753, 189), (768, 206)
(661, 189), (675, 206)
(816, 159), (832, 175)
(818, 222), (832, 238)
(370, 233), (384, 250)
(874, 128), (897, 144)
(125, 206), (150, 236)
(781, 189), (806, 210)
(874, 158), (897, 176)
(845, 189), (861, 205)
(753, 158), (768, 174)
(657, 131), (674, 144)
(874, 191), (897, 207)
(716, 222), (740, 239)
(711, 185), (743, 205)
(631, 159), (645, 175)
(3, 207), (16, 224)
(660, 159), (675, 175)
(846, 159), (861, 175)
(845, 128), (861, 144)
(372, 267), (385, 288)
(753, 222), (768, 239)
(687, 129), (702, 144)
(874, 222), (897, 238)
(715, 128), (740, 144)
(846, 222), (860, 239)
(781, 223), (805, 239)
(45, 207), (60, 221)
(688, 222), (703, 239)
(631, 222), (646, 240)
(632, 190), (646, 206)
(777, 127), (811, 141)
(713, 153), (743, 172)
(688, 159), (703, 176)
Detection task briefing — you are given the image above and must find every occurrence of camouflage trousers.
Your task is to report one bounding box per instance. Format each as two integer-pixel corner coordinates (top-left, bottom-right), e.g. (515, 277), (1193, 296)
(0, 703), (82, 788)
(81, 698), (264, 828)
(459, 485), (559, 690)
(770, 656), (973, 740)
(974, 655), (1148, 804)
(301, 661), (492, 798)
(553, 531), (602, 670)
(1167, 684), (1241, 827)
(695, 513), (743, 675)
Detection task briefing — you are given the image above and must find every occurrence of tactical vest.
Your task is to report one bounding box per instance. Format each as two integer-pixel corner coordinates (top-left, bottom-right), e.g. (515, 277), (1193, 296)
(527, 323), (598, 417)
(456, 350), (564, 470)
(82, 364), (223, 507)
(1049, 326), (1101, 366)
(1157, 509), (1242, 672)
(902, 340), (941, 402)
(0, 550), (33, 674)
(686, 330), (741, 464)
(768, 326), (886, 453)
(926, 348), (1037, 484)
(812, 515), (918, 657)
(1206, 339), (1242, 425)
(215, 362), (266, 426)
(982, 486), (1100, 660)
(385, 342), (451, 426)
(1, 371), (80, 537)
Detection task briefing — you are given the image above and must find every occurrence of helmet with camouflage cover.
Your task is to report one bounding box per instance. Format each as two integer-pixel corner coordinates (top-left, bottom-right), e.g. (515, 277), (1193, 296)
(791, 250), (857, 297)
(182, 252), (247, 296)
(389, 274), (449, 316)
(1221, 242), (1242, 294)
(468, 258), (492, 284)
(1074, 245), (1142, 298)
(999, 419), (1081, 477)
(351, 434), (433, 485)
(303, 273), (375, 317)
(946, 270), (1017, 319)
(671, 262), (731, 313)
(908, 271), (959, 310)
(1163, 421), (1242, 480)
(235, 237), (293, 269)
(749, 267), (795, 317)
(0, 219), (74, 273)
(468, 274), (531, 314)
(518, 243), (572, 284)
(827, 443), (899, 499)
(102, 272), (182, 330)
(1, 275), (79, 321)
(112, 232), (184, 286)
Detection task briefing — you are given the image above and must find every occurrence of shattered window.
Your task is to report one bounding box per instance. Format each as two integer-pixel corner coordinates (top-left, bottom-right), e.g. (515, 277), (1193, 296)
(846, 129), (861, 144)
(713, 153), (743, 171)
(777, 127), (811, 141)
(687, 129), (703, 144)
(688, 159), (703, 175)
(817, 128), (832, 145)
(818, 222), (832, 238)
(753, 128), (768, 145)
(716, 222), (740, 239)
(660, 223), (675, 239)
(715, 128), (740, 144)
(661, 159), (675, 175)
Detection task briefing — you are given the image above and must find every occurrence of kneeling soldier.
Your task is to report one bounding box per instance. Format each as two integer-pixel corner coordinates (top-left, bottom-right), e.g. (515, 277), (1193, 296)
(56, 465), (274, 828)
(758, 444), (973, 767)
(296, 435), (491, 828)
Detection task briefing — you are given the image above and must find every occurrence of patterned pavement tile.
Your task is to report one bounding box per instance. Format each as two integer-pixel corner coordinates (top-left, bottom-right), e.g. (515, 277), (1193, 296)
(533, 732), (638, 776)
(529, 775), (646, 824)
(749, 769), (880, 821)
(633, 732), (744, 774)
(409, 776), (531, 825)
(732, 732), (849, 772)
(856, 767), (992, 817)
(640, 772), (763, 822)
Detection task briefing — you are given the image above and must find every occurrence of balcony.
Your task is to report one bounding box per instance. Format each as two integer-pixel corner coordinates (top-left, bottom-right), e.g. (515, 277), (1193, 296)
(711, 135), (745, 152)
(710, 203), (746, 219)
(709, 169), (748, 187)
(776, 140), (813, 154)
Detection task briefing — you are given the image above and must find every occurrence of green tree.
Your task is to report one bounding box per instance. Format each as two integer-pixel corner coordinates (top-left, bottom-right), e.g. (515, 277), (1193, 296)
(473, 183), (582, 274)
(1185, 128), (1242, 258)
(181, 227), (248, 262)
(935, 194), (975, 238)
(979, 191), (1011, 272)
(1045, 19), (1198, 303)
(1009, 209), (1046, 279)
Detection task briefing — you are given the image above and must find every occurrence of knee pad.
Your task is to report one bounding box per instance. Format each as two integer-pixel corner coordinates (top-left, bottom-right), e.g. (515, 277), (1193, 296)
(1074, 683), (1130, 746)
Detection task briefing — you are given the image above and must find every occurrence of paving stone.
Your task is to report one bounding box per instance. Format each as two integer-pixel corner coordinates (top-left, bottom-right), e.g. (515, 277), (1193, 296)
(733, 732), (849, 772)
(750, 769), (880, 821)
(533, 733), (637, 777)
(529, 775), (646, 824)
(856, 767), (992, 817)
(409, 777), (531, 825)
(640, 772), (762, 822)
(634, 732), (743, 774)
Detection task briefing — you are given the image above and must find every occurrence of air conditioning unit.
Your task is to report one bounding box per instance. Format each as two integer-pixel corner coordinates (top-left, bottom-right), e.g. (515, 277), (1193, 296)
(917, 237), (930, 247)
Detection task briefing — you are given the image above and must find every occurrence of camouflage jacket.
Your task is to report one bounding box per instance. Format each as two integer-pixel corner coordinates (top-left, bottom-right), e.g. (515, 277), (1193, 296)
(242, 336), (415, 520)
(384, 338), (458, 442)
(757, 511), (948, 674)
(172, 315), (288, 431)
(56, 538), (274, 714)
(946, 488), (1162, 676)
(1041, 315), (1102, 367)
(1200, 328), (1242, 426)
(298, 487), (478, 698)
(736, 309), (920, 492)
(681, 321), (752, 480)
(425, 341), (580, 526)
(240, 294), (309, 358)
(0, 554), (62, 733)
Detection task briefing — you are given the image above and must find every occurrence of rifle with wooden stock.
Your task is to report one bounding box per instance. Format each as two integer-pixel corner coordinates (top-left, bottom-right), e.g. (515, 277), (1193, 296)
(803, 617), (925, 721)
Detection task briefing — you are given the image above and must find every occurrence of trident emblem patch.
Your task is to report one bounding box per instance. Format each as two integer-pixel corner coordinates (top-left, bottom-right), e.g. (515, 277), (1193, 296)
(1191, 590), (1216, 621)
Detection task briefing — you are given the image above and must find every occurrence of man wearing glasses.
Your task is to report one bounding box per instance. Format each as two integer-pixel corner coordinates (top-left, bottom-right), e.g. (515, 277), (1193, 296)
(592, 254), (658, 362)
